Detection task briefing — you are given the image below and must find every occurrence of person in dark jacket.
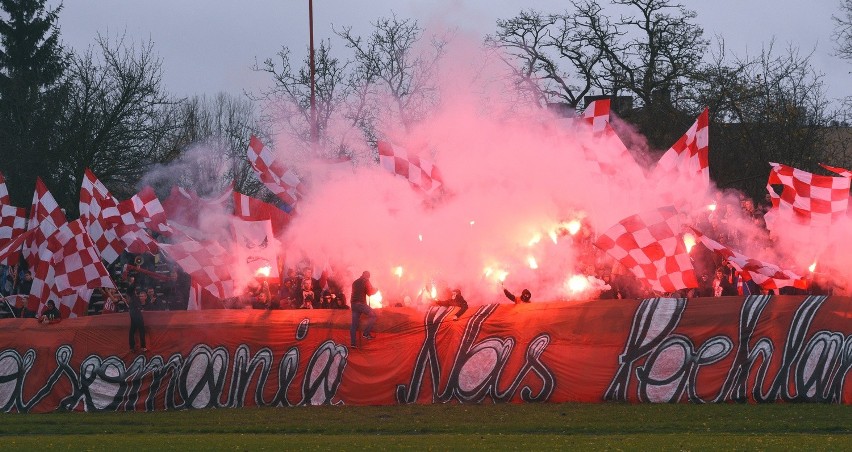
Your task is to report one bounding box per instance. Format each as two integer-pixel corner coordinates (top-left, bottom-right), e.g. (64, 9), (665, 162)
(503, 285), (532, 304)
(350, 271), (378, 347)
(129, 288), (148, 352)
(434, 289), (468, 320)
(40, 300), (61, 324)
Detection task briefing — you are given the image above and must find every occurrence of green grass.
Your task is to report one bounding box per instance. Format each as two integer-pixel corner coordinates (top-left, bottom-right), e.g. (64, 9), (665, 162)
(1, 403), (851, 450)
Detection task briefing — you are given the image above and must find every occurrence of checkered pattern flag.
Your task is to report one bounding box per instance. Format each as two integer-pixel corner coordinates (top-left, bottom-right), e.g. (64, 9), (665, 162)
(0, 227), (34, 265)
(23, 178), (67, 265)
(377, 141), (444, 195)
(0, 171), (10, 205)
(119, 186), (173, 235)
(0, 204), (27, 264)
(690, 227), (808, 290)
(233, 191), (291, 236)
(160, 238), (234, 300)
(581, 99), (610, 133)
(80, 169), (160, 262)
(766, 162), (850, 227)
(49, 219), (116, 295)
(819, 163), (852, 178)
(655, 108), (710, 185)
(247, 135), (304, 205)
(595, 206), (698, 293)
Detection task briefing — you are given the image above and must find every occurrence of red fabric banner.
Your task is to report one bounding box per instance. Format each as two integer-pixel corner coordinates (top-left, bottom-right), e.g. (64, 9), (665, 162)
(0, 295), (850, 412)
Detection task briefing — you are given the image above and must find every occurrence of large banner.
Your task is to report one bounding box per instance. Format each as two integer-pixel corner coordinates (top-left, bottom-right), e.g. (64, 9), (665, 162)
(0, 295), (850, 413)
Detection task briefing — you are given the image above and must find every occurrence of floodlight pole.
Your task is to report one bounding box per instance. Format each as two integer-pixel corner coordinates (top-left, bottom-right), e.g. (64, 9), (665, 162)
(309, 0), (318, 145)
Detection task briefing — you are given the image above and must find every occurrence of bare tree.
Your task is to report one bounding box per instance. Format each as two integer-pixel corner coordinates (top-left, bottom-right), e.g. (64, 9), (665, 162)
(487, 10), (601, 109)
(251, 39), (350, 156)
(147, 92), (267, 199)
(834, 0), (852, 62)
(336, 15), (448, 132)
(693, 41), (835, 200)
(55, 34), (177, 211)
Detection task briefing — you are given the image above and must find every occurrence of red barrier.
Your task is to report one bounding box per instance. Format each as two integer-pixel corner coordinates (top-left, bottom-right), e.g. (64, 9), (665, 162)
(0, 295), (850, 412)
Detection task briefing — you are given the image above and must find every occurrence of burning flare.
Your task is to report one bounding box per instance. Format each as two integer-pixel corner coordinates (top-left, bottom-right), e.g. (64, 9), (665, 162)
(528, 256), (538, 269)
(567, 275), (589, 294)
(255, 266), (271, 277)
(682, 233), (696, 253)
(393, 266), (404, 278)
(809, 262), (817, 273)
(565, 219), (582, 236)
(369, 290), (383, 308)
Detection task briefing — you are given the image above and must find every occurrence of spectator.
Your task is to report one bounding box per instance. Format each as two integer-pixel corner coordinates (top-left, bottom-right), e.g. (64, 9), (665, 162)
(144, 287), (164, 311)
(503, 285), (531, 304)
(296, 277), (316, 309)
(15, 271), (32, 295)
(434, 289), (468, 320)
(40, 300), (61, 324)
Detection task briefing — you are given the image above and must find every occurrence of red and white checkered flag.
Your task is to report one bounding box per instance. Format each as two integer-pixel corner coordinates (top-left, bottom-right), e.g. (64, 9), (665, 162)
(690, 227), (808, 290)
(0, 204), (27, 264)
(595, 206), (698, 293)
(819, 163), (852, 178)
(581, 99), (610, 133)
(233, 191), (291, 236)
(377, 141), (444, 195)
(49, 219), (116, 295)
(655, 108), (710, 185)
(160, 238), (234, 300)
(247, 135), (304, 206)
(23, 178), (67, 265)
(81, 170), (160, 262)
(766, 162), (850, 227)
(119, 186), (173, 235)
(0, 171), (10, 205)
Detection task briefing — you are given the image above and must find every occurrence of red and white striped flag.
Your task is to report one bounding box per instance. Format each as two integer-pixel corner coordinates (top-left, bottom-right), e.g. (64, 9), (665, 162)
(247, 135), (304, 206)
(690, 227), (808, 290)
(766, 162), (850, 227)
(655, 108), (710, 186)
(377, 141), (444, 195)
(595, 206), (698, 293)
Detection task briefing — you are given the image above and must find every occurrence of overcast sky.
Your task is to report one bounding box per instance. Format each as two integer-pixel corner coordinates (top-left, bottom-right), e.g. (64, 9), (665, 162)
(52, 1), (851, 103)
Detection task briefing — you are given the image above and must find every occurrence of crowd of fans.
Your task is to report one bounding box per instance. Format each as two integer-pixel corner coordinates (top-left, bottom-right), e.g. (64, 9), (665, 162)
(0, 193), (838, 321)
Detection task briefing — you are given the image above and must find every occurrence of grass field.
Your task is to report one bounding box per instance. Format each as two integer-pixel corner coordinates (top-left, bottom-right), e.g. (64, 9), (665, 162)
(1, 403), (851, 450)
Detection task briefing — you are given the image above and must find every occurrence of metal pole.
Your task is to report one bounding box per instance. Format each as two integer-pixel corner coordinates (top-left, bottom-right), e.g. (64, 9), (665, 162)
(309, 0), (317, 145)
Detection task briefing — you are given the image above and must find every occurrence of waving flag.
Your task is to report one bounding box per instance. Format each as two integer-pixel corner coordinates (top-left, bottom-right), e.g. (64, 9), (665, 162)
(233, 191), (291, 236)
(118, 186), (173, 236)
(160, 238), (234, 300)
(80, 170), (160, 262)
(23, 178), (66, 265)
(377, 141), (444, 195)
(0, 172), (10, 205)
(690, 227), (808, 290)
(48, 219), (115, 296)
(581, 99), (611, 133)
(595, 206), (697, 293)
(655, 108), (710, 185)
(766, 162), (850, 227)
(819, 163), (852, 178)
(0, 205), (27, 264)
(247, 135), (304, 205)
